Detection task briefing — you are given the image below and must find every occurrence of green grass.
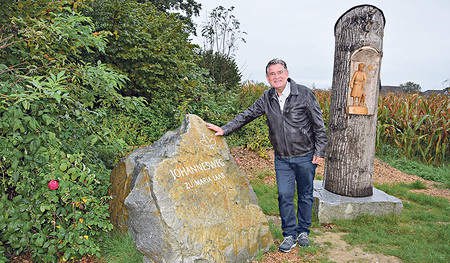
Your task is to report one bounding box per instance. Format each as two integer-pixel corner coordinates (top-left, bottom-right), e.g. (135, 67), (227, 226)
(296, 244), (321, 258)
(99, 231), (143, 263)
(334, 186), (450, 262)
(268, 219), (283, 241)
(250, 166), (449, 263)
(376, 143), (450, 188)
(251, 178), (280, 215)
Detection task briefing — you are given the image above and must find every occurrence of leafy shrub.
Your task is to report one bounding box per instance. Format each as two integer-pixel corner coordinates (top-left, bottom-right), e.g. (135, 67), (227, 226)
(0, 10), (139, 261)
(196, 50), (242, 91)
(313, 89), (331, 129)
(225, 82), (272, 153)
(84, 0), (199, 102)
(228, 117), (271, 152)
(0, 69), (118, 262)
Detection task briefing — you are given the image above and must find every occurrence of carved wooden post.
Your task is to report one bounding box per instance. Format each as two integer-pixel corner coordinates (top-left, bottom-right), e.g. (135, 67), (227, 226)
(324, 5), (385, 197)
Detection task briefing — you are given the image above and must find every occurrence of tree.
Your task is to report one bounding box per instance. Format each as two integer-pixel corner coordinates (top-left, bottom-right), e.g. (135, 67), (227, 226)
(197, 49), (242, 92)
(197, 6), (246, 90)
(0, 0), (92, 23)
(400, 81), (421, 93)
(84, 0), (199, 101)
(144, 0), (201, 17)
(139, 0), (202, 34)
(200, 6), (247, 57)
(443, 79), (450, 94)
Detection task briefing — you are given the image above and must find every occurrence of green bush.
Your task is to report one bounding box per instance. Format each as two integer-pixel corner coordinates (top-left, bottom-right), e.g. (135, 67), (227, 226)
(226, 82), (272, 152)
(228, 117), (271, 152)
(0, 68), (117, 262)
(196, 50), (242, 92)
(0, 10), (139, 261)
(84, 0), (199, 101)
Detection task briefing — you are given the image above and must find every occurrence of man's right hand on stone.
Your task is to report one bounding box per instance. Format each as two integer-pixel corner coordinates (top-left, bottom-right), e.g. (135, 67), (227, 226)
(206, 123), (224, 136)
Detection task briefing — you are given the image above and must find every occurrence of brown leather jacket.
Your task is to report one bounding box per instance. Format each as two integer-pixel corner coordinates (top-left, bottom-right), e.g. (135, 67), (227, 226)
(221, 79), (327, 159)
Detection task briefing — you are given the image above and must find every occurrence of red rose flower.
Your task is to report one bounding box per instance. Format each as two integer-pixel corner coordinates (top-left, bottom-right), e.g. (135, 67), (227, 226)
(48, 180), (59, 190)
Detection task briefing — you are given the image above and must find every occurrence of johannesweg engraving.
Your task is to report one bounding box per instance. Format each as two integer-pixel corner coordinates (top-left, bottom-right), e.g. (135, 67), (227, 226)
(169, 158), (227, 189)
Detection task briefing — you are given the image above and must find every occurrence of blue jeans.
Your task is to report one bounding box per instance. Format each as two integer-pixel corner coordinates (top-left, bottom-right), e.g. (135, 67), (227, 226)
(275, 152), (317, 237)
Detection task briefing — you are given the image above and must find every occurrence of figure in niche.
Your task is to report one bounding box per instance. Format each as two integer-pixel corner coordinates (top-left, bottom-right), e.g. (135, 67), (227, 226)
(349, 63), (367, 106)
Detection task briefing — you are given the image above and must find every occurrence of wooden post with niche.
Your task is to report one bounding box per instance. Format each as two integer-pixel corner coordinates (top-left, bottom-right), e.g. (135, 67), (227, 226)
(324, 5), (385, 197)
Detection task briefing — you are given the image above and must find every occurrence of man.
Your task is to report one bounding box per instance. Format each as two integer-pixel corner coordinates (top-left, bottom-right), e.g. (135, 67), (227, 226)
(206, 58), (327, 252)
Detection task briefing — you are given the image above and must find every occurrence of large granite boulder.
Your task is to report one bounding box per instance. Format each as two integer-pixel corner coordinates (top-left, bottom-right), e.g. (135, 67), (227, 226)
(109, 114), (272, 263)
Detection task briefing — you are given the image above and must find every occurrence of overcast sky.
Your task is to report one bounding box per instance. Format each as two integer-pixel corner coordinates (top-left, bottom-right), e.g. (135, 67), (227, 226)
(190, 0), (449, 91)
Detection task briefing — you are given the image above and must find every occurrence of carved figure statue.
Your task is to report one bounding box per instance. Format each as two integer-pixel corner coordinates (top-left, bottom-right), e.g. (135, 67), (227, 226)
(349, 63), (367, 106)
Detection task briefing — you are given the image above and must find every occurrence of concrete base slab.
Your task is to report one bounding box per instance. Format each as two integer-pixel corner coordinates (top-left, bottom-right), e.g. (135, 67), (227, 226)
(313, 180), (403, 224)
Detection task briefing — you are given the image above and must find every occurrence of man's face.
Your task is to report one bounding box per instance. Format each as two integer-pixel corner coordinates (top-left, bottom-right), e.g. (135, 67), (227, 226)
(266, 64), (289, 91)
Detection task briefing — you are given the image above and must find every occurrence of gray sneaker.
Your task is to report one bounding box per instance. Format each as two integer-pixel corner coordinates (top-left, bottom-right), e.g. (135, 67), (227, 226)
(297, 232), (310, 247)
(278, 235), (297, 253)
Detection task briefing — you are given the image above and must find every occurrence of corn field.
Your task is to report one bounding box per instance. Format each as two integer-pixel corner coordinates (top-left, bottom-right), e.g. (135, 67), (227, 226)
(314, 90), (449, 165)
(377, 93), (449, 165)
